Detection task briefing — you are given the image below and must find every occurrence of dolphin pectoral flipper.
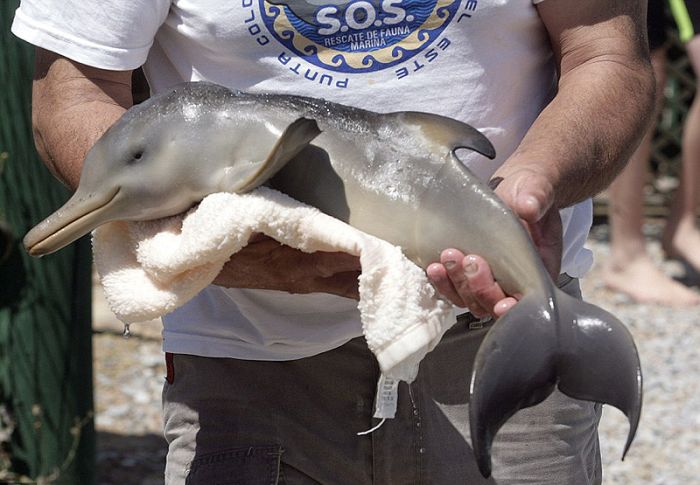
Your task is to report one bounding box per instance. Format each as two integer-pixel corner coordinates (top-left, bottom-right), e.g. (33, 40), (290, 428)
(392, 111), (496, 160)
(237, 117), (321, 193)
(469, 289), (643, 478)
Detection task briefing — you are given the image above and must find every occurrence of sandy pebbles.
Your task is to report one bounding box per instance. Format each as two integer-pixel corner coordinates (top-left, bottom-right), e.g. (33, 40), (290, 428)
(584, 223), (700, 485)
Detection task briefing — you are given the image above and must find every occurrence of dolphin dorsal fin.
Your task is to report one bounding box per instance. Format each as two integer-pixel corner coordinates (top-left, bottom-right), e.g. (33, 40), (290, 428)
(237, 117), (321, 192)
(391, 111), (496, 160)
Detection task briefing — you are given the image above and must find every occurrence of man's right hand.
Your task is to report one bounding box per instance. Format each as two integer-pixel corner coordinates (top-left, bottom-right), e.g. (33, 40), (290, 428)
(212, 234), (362, 300)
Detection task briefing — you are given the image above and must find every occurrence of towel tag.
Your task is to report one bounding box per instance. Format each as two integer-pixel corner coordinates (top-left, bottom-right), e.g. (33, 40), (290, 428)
(373, 374), (399, 419)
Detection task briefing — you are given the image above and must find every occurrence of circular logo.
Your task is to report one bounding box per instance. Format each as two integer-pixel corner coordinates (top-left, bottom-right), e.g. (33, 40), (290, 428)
(260, 0), (461, 73)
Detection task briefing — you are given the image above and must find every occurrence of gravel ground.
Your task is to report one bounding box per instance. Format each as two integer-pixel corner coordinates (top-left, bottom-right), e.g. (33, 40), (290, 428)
(92, 220), (700, 484)
(92, 287), (166, 485)
(583, 222), (700, 485)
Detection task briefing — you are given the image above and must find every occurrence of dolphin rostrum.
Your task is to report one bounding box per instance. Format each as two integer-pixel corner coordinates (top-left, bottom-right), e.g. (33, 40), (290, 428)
(23, 81), (641, 477)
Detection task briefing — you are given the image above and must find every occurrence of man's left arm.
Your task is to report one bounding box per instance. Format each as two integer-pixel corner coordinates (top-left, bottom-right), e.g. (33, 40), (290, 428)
(427, 0), (655, 317)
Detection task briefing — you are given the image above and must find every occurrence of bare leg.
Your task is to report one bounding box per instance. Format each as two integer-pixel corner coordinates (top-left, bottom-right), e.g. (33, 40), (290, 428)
(663, 35), (700, 272)
(603, 48), (700, 305)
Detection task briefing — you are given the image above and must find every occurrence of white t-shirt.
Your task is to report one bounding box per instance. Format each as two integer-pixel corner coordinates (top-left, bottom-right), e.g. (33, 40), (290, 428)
(12, 0), (593, 360)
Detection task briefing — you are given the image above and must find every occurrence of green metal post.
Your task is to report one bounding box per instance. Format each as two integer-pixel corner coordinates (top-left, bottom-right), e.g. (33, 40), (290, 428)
(0, 2), (96, 483)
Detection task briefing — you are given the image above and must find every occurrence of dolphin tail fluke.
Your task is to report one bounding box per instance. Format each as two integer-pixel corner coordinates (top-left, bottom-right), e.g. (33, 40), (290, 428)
(554, 289), (642, 457)
(468, 292), (558, 478)
(469, 289), (642, 478)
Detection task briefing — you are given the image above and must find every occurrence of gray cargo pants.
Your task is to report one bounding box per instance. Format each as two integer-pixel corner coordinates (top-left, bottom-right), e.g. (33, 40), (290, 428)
(163, 276), (602, 484)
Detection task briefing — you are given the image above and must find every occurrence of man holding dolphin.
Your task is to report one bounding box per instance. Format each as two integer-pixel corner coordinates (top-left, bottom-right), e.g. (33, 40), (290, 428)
(12, 0), (653, 483)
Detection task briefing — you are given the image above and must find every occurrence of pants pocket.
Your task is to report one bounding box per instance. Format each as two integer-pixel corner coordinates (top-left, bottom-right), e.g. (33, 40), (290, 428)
(185, 445), (283, 485)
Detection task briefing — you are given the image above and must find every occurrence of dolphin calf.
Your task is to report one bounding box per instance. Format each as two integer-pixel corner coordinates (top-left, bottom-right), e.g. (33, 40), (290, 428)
(24, 81), (641, 477)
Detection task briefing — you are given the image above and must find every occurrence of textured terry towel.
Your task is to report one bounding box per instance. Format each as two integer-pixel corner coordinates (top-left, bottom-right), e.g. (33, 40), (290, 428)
(93, 186), (457, 383)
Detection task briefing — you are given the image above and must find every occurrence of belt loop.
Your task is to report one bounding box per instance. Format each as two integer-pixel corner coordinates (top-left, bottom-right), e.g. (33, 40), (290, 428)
(165, 352), (175, 384)
(457, 312), (491, 330)
(556, 273), (573, 288)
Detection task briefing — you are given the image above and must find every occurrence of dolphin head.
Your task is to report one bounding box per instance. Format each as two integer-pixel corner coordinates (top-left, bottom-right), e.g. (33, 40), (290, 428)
(23, 95), (205, 257)
(23, 83), (321, 257)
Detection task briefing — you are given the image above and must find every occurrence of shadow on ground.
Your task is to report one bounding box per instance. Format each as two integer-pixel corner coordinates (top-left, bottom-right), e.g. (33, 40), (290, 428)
(97, 432), (166, 485)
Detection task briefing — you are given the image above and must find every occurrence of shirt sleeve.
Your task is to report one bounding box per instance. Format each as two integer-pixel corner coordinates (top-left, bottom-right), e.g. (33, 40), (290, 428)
(11, 0), (172, 70)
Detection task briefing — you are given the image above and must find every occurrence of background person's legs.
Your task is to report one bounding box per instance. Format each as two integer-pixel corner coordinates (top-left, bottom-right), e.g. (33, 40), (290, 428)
(663, 35), (700, 273)
(604, 47), (700, 305)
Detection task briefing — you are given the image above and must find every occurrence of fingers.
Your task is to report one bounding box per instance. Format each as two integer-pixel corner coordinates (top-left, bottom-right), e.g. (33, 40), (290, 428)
(460, 254), (508, 318)
(491, 168), (554, 224)
(427, 250), (511, 319)
(426, 251), (468, 308)
(490, 169), (562, 278)
(494, 297), (518, 318)
(514, 193), (547, 224)
(526, 205), (563, 278)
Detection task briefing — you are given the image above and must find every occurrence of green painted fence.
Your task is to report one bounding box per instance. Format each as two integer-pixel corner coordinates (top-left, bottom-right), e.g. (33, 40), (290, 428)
(654, 33), (695, 181)
(0, 2), (95, 483)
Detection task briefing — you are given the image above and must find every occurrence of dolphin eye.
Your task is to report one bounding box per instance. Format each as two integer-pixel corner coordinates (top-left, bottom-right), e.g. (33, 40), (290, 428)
(128, 150), (145, 165)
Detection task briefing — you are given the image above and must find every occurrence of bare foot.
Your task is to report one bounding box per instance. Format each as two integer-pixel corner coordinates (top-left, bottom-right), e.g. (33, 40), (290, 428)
(603, 255), (700, 306)
(662, 223), (700, 273)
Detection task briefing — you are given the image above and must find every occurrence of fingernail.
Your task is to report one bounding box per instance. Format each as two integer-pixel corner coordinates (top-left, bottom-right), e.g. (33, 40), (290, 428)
(522, 195), (543, 219)
(495, 300), (513, 316)
(464, 261), (478, 276)
(488, 176), (504, 190)
(495, 301), (509, 312)
(444, 260), (457, 270)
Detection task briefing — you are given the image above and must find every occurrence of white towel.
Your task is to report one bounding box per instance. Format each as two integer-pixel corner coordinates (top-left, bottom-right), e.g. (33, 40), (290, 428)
(93, 186), (457, 384)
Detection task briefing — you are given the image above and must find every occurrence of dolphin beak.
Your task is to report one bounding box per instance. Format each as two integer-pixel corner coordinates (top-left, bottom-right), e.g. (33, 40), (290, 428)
(23, 187), (121, 256)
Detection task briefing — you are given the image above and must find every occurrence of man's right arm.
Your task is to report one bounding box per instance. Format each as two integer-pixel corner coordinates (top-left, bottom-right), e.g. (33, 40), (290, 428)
(32, 48), (133, 190)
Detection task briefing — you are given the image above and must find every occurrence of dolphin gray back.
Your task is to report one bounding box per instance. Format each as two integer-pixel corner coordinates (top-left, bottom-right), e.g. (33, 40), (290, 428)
(270, 106), (545, 295)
